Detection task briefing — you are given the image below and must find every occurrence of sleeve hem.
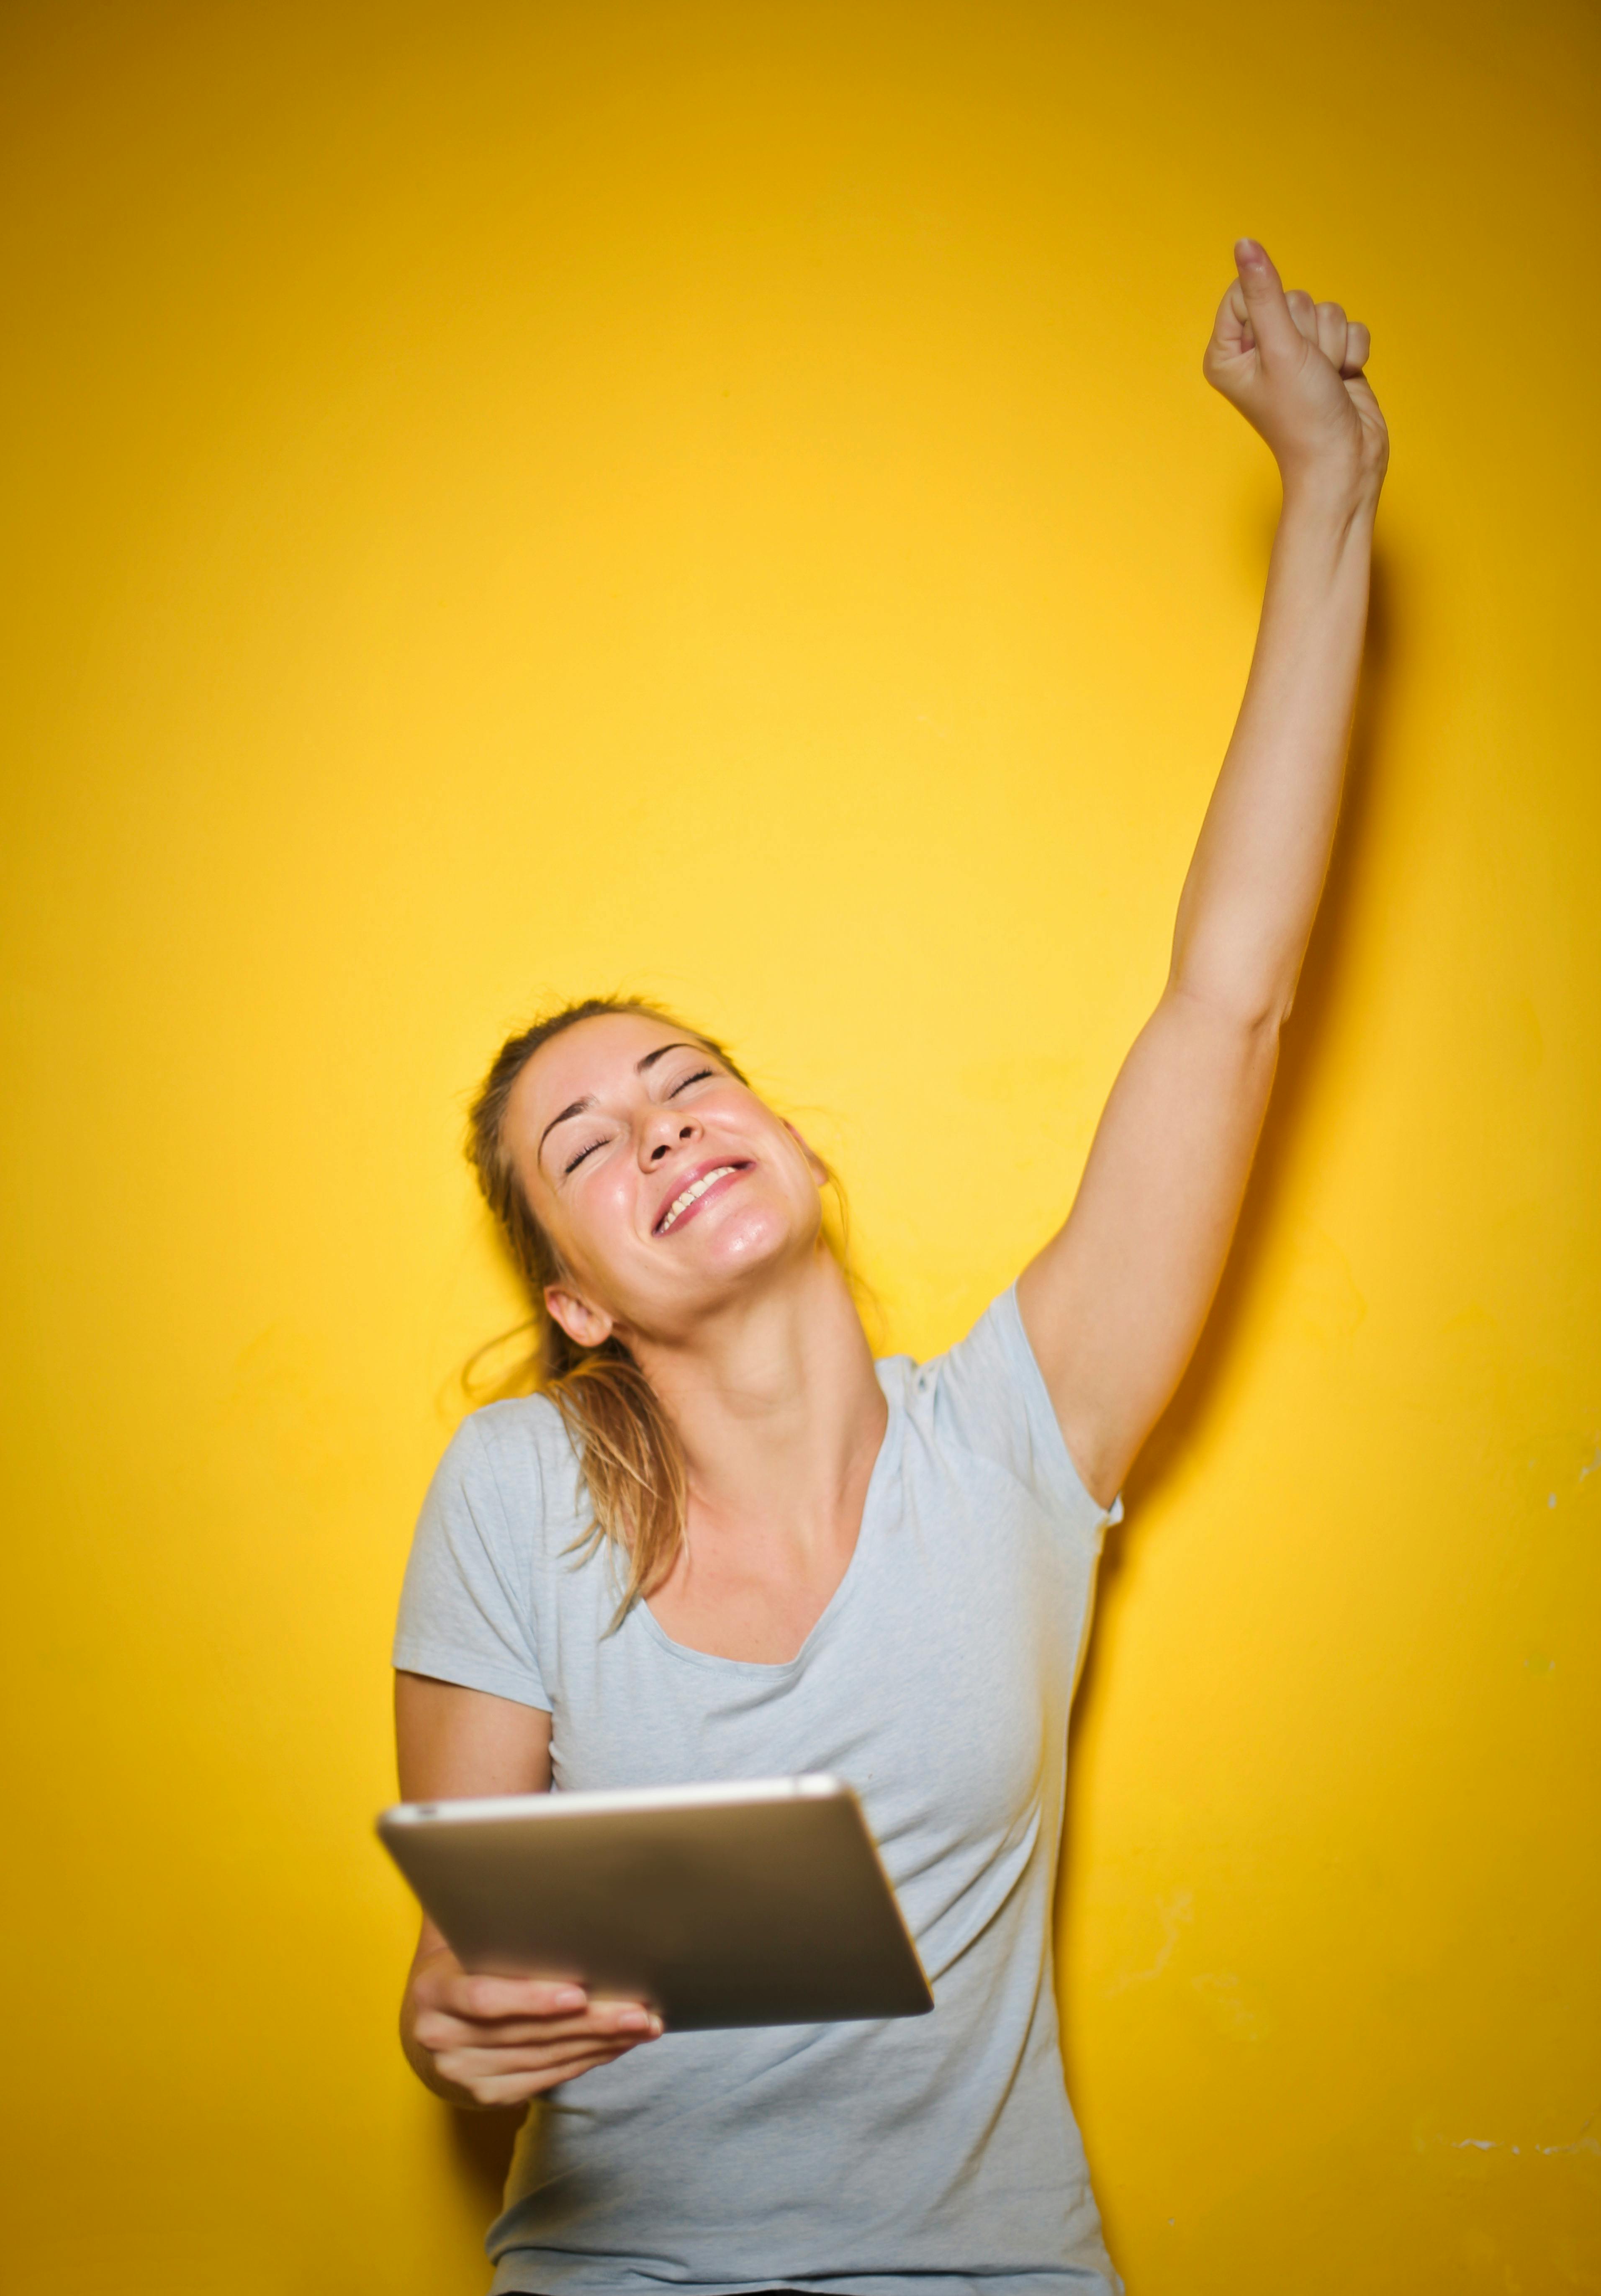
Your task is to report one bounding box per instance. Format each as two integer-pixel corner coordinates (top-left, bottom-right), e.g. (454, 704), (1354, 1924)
(998, 1283), (1125, 1540)
(391, 1641), (554, 1713)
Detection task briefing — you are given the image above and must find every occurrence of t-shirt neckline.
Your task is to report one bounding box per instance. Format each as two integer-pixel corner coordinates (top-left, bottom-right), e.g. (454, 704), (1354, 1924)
(631, 1361), (905, 1676)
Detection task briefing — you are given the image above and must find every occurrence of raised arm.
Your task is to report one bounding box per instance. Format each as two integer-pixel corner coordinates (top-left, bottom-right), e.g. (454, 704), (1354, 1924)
(1017, 240), (1389, 1506)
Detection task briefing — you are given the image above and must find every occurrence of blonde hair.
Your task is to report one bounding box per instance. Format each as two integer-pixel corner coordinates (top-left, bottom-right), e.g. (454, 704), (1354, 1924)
(465, 996), (838, 1621)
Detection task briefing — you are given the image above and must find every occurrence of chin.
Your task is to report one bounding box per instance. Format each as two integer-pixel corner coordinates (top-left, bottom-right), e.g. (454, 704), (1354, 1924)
(691, 1193), (814, 1282)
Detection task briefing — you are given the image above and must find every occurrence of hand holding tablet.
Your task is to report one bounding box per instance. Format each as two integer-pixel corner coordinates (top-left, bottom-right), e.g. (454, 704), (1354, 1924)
(379, 1774), (932, 2034)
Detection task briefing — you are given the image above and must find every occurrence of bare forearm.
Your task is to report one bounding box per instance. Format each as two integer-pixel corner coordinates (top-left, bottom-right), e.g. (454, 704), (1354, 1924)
(1170, 480), (1375, 1027)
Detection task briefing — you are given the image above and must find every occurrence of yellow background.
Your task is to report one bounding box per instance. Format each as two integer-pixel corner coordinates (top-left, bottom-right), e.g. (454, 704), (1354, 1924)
(3, 3), (1597, 2289)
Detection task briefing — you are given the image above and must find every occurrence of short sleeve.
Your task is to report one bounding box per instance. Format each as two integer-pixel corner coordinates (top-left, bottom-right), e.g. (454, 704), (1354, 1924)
(392, 1412), (553, 1711)
(915, 1284), (1123, 1545)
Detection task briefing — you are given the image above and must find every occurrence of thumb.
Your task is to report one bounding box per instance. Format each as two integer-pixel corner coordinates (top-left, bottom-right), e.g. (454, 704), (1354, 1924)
(1233, 239), (1300, 365)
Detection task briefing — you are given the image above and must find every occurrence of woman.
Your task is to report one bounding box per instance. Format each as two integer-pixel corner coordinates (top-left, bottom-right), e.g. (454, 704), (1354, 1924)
(393, 240), (1387, 2296)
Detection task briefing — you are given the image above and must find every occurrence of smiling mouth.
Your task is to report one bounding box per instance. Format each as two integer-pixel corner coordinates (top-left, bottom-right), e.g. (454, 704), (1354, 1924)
(654, 1163), (749, 1236)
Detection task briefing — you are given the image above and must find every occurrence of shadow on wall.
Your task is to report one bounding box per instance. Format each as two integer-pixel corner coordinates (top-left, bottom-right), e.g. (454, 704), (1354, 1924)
(1064, 538), (1402, 1802)
(451, 2101), (522, 2222)
(1056, 545), (1402, 2260)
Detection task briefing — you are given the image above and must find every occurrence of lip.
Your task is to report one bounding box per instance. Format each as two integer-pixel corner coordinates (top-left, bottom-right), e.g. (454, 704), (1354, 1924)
(651, 1156), (752, 1238)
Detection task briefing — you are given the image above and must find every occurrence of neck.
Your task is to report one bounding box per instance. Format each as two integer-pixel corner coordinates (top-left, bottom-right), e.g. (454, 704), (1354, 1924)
(624, 1243), (886, 1558)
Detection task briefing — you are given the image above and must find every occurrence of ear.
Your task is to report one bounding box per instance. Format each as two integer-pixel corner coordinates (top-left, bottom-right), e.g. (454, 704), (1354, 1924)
(544, 1283), (615, 1350)
(782, 1118), (830, 1189)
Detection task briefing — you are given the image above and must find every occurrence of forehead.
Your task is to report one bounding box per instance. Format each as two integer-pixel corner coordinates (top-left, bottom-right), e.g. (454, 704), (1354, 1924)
(506, 1012), (708, 1133)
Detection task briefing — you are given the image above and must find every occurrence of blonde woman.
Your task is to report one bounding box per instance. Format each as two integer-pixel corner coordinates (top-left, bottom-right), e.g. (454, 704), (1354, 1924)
(393, 242), (1387, 2296)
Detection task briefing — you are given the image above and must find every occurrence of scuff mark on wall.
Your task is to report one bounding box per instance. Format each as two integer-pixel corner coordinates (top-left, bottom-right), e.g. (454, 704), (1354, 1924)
(1190, 1969), (1265, 2041)
(1442, 2116), (1598, 2160)
(1108, 1890), (1192, 1993)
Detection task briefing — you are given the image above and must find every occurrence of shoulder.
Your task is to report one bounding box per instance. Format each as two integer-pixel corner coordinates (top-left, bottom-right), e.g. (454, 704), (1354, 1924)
(398, 1394), (583, 1712)
(422, 1392), (587, 1546)
(452, 1390), (578, 1474)
(883, 1286), (1030, 1432)
(884, 1286), (1118, 1538)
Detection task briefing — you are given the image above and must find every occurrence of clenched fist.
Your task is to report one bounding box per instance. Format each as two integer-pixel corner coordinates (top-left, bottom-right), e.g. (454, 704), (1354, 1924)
(1204, 239), (1388, 510)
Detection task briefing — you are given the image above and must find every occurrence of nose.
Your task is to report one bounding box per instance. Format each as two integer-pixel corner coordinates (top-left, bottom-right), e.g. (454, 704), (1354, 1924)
(640, 1105), (699, 1166)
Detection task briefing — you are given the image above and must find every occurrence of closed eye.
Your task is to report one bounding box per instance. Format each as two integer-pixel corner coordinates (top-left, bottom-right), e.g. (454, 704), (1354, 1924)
(563, 1134), (609, 1175)
(668, 1066), (714, 1095)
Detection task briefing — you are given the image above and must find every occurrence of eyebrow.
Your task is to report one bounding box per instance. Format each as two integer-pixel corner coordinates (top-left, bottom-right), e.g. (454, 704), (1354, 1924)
(536, 1043), (709, 1161)
(538, 1097), (594, 1156)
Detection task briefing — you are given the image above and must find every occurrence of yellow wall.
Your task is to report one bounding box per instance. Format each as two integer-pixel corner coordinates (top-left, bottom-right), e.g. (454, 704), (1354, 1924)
(3, 3), (1597, 2289)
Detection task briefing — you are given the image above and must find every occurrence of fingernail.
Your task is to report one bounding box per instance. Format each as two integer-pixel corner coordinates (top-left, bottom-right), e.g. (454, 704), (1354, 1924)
(615, 2008), (652, 2031)
(1235, 237), (1263, 266)
(648, 2013), (664, 2038)
(554, 1985), (587, 2011)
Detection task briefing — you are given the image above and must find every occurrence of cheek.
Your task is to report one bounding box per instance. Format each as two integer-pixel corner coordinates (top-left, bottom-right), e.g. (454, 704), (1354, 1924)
(770, 1132), (826, 1208)
(528, 1165), (632, 1290)
(567, 1165), (641, 1266)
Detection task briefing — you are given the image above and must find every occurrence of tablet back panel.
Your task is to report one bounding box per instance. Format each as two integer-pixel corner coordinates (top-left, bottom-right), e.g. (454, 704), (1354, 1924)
(378, 1776), (932, 2030)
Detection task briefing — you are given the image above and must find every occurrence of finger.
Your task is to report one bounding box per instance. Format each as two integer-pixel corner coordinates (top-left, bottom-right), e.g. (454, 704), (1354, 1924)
(450, 2041), (637, 2104)
(1340, 320), (1371, 376)
(586, 1996), (666, 2034)
(481, 2057), (630, 2103)
(427, 1970), (591, 2021)
(1232, 239), (1303, 365)
(1285, 288), (1318, 345)
(1209, 275), (1254, 357)
(443, 2036), (642, 2084)
(1314, 300), (1348, 368)
(416, 2002), (662, 2051)
(1342, 372), (1385, 437)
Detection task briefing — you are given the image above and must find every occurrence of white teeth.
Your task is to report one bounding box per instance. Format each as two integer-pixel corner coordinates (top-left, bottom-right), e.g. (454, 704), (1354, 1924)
(658, 1166), (737, 1234)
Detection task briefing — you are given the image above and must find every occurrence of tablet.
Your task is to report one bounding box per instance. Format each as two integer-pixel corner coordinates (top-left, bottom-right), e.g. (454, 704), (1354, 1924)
(377, 1773), (933, 2030)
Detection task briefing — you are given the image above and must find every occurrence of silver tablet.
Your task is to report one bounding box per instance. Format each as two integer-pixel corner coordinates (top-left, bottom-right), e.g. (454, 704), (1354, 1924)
(377, 1773), (932, 2030)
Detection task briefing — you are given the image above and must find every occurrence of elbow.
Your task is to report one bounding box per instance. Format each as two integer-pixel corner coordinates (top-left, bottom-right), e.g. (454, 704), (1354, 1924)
(1166, 913), (1302, 1039)
(1164, 969), (1295, 1044)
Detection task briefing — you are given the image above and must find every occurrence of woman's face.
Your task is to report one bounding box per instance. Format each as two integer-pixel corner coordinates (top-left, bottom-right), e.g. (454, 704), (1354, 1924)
(505, 1011), (827, 1349)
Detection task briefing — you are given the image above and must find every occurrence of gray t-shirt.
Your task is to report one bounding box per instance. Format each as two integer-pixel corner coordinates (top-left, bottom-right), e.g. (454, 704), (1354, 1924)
(394, 1285), (1123, 2296)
